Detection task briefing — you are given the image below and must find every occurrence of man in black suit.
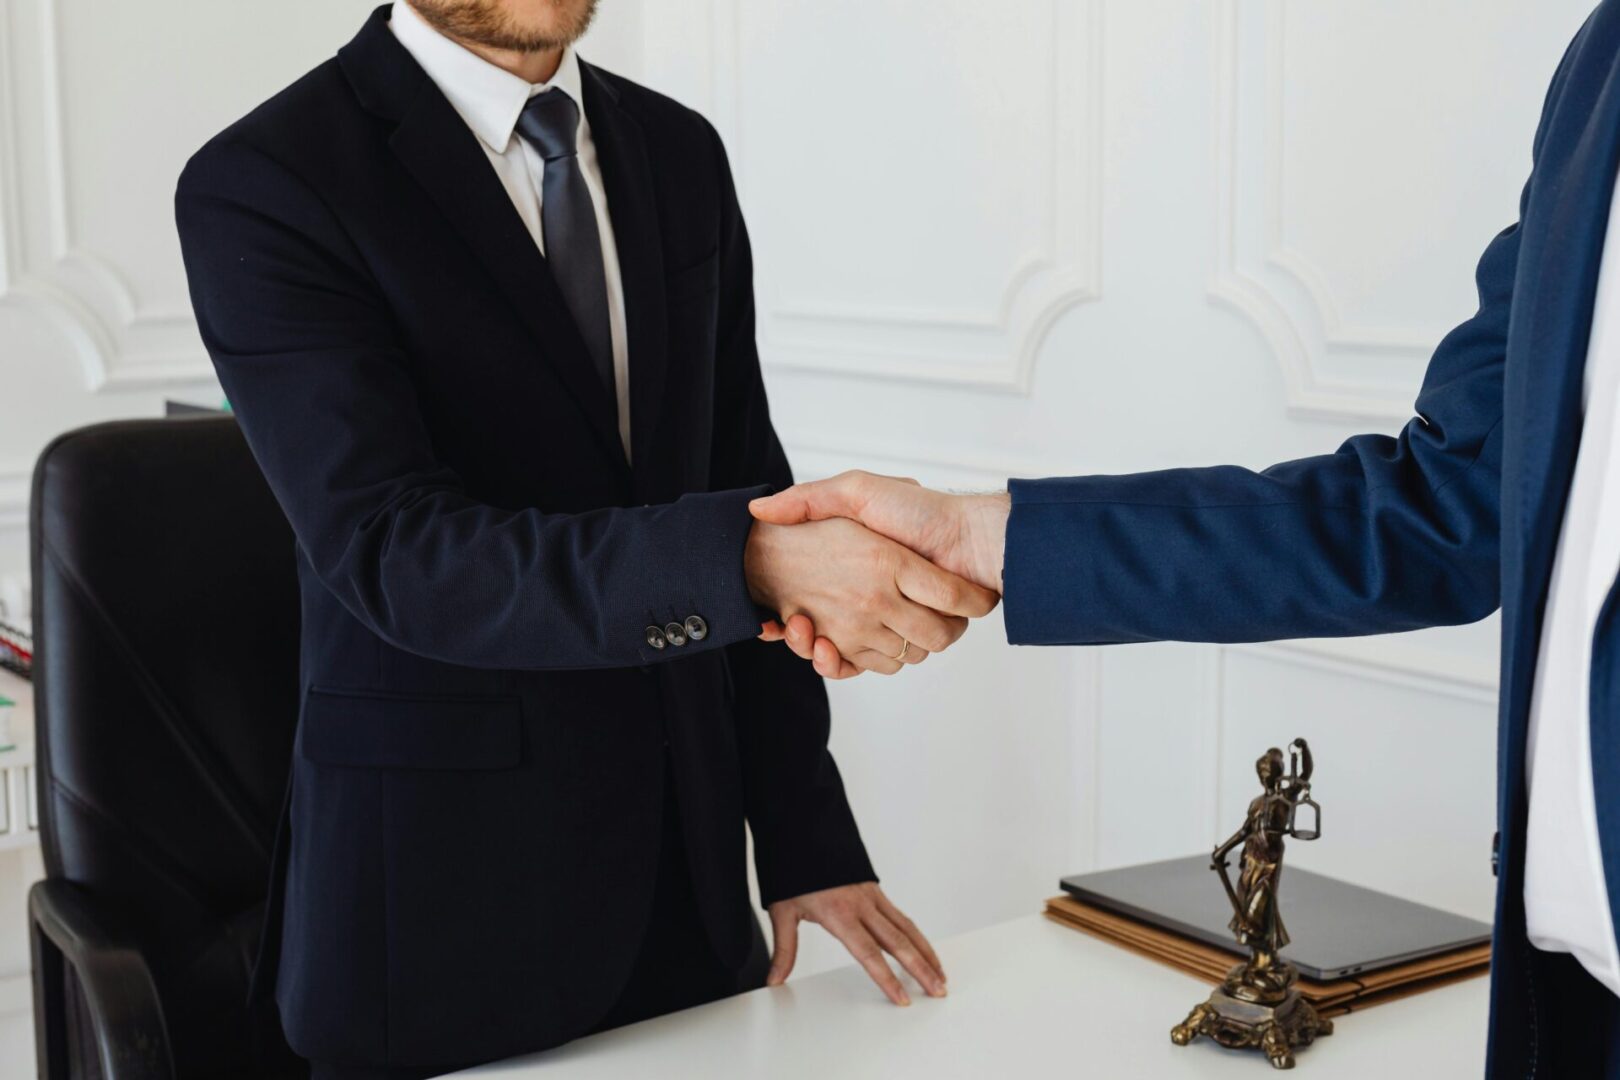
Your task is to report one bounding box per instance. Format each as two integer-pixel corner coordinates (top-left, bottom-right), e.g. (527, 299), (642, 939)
(175, 2), (997, 1075)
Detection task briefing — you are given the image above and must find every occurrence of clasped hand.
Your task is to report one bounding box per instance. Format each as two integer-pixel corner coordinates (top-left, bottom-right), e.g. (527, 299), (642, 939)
(743, 471), (1011, 678)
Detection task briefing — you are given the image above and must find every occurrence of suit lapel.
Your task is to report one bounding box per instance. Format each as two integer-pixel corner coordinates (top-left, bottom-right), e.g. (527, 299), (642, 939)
(582, 64), (670, 502)
(1497, 2), (1620, 905)
(342, 7), (628, 474)
(1511, 10), (1620, 599)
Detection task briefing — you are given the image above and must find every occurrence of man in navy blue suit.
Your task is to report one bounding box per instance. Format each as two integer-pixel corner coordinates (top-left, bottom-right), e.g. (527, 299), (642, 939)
(176, 1), (998, 1075)
(753, 5), (1620, 1074)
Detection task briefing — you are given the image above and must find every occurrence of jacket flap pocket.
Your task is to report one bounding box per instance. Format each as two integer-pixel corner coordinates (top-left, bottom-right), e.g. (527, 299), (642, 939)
(301, 688), (523, 770)
(665, 250), (719, 302)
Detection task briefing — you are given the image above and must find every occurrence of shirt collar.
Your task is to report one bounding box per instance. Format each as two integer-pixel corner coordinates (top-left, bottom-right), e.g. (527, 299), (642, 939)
(390, 0), (586, 155)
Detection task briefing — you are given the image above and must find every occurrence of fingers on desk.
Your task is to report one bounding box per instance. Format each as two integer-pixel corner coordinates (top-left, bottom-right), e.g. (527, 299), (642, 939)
(832, 917), (912, 1006)
(766, 888), (946, 1005)
(766, 905), (799, 986)
(864, 909), (946, 1000)
(876, 894), (946, 987)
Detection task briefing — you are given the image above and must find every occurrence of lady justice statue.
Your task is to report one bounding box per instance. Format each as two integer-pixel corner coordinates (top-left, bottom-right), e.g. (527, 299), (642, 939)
(1171, 738), (1332, 1069)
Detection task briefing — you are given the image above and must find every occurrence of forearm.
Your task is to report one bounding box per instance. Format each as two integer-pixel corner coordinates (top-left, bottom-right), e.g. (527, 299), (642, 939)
(1213, 828), (1247, 862)
(310, 481), (769, 670)
(1001, 430), (1502, 647)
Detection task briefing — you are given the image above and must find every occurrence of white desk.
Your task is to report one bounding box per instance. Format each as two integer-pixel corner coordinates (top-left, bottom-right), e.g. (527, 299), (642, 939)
(453, 915), (1488, 1078)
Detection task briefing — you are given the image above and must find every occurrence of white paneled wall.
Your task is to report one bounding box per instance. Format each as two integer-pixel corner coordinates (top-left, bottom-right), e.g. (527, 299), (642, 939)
(0, 0), (1598, 1062)
(637, 0), (1591, 974)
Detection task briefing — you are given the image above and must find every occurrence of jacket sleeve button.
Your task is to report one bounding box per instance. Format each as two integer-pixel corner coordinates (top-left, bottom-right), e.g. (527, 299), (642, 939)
(664, 621), (689, 647)
(645, 625), (667, 650)
(684, 615), (708, 641)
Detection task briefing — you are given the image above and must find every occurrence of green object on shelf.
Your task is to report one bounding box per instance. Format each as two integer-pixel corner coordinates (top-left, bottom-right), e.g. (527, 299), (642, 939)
(0, 695), (13, 752)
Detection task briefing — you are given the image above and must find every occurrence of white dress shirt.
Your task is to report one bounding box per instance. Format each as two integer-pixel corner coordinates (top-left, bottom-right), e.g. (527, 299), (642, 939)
(389, 0), (632, 460)
(1523, 170), (1620, 995)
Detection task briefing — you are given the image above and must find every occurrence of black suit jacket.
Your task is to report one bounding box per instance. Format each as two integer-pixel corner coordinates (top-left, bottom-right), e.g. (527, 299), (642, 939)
(174, 6), (874, 1068)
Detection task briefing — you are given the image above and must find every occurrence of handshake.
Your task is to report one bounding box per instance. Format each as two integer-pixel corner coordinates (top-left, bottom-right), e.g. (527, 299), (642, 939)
(742, 471), (1012, 679)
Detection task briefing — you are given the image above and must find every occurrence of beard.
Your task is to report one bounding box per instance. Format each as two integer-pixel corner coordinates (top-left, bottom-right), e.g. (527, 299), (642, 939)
(408, 0), (600, 53)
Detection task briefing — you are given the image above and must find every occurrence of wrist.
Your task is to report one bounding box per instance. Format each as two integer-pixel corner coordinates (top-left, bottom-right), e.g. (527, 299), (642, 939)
(744, 521), (776, 607)
(958, 492), (1010, 593)
(745, 520), (802, 611)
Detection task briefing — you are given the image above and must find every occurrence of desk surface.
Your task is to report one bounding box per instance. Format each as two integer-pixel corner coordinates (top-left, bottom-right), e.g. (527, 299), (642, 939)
(453, 914), (1488, 1079)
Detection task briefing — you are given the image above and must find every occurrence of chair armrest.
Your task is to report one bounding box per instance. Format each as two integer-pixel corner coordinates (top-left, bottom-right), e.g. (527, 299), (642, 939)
(29, 879), (174, 1080)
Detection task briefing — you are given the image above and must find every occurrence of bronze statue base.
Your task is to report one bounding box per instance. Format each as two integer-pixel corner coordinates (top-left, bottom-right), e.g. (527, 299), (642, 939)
(1170, 987), (1332, 1070)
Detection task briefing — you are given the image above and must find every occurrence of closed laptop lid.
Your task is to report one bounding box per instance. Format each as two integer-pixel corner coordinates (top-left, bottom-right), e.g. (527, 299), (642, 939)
(1060, 856), (1491, 981)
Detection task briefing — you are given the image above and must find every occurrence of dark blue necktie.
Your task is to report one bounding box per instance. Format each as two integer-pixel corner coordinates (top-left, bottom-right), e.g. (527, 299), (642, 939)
(515, 91), (614, 395)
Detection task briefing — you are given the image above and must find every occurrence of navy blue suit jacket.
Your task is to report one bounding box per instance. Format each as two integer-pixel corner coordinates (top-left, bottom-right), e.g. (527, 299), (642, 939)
(1003, 7), (1620, 1074)
(174, 7), (872, 1069)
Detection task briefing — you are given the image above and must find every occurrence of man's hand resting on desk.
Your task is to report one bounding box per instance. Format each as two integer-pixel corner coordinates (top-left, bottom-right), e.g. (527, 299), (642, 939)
(750, 472), (1011, 679)
(745, 516), (998, 675)
(767, 882), (946, 1005)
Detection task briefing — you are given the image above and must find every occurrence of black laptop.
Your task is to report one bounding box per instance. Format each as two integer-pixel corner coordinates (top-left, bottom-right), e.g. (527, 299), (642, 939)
(1060, 856), (1492, 981)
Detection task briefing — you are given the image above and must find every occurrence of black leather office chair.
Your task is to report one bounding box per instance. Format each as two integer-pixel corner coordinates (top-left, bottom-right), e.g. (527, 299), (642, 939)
(28, 416), (306, 1079)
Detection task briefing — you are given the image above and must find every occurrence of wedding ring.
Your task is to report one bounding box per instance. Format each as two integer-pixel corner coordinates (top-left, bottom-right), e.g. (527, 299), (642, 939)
(893, 639), (911, 662)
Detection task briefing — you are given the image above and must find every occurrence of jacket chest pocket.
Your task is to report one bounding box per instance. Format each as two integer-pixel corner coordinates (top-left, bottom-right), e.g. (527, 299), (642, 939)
(665, 249), (718, 304)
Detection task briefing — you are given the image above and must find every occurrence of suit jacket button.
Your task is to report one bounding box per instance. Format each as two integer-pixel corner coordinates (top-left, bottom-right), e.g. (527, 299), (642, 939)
(645, 625), (667, 650)
(664, 621), (689, 647)
(685, 615), (708, 641)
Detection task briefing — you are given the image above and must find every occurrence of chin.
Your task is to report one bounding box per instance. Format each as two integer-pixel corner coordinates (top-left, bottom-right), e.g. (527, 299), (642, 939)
(412, 0), (599, 52)
(502, 0), (599, 43)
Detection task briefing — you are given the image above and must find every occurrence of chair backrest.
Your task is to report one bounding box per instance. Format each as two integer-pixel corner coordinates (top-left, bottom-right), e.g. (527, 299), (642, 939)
(30, 416), (302, 1077)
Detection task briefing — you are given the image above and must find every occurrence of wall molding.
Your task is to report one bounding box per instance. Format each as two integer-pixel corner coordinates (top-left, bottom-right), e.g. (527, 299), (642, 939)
(0, 466), (28, 535)
(0, 971), (28, 1020)
(780, 429), (1067, 492)
(1194, 644), (1227, 846)
(0, 0), (212, 393)
(1067, 647), (1104, 873)
(1231, 637), (1499, 706)
(717, 0), (1104, 393)
(1208, 0), (1431, 425)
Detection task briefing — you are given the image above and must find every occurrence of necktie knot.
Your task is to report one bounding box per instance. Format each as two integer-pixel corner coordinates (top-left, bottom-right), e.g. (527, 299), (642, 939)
(516, 90), (580, 162)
